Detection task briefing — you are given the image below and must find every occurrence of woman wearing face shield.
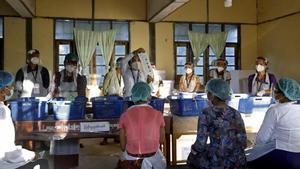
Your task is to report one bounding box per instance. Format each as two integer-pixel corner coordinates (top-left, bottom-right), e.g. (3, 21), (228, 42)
(51, 53), (87, 100)
(246, 78), (300, 169)
(179, 62), (201, 93)
(15, 49), (50, 97)
(187, 79), (247, 169)
(248, 57), (277, 96)
(102, 57), (124, 97)
(121, 48), (154, 97)
(100, 57), (124, 145)
(209, 58), (231, 84)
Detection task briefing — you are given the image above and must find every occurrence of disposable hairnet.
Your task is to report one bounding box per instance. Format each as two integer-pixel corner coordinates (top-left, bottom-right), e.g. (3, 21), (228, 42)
(131, 82), (151, 102)
(0, 71), (14, 89)
(64, 53), (79, 63)
(277, 78), (300, 101)
(206, 78), (232, 101)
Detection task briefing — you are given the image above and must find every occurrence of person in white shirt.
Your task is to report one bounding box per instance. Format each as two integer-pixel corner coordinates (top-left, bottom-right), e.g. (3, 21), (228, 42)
(0, 71), (35, 168)
(209, 58), (231, 84)
(246, 78), (300, 169)
(121, 48), (154, 97)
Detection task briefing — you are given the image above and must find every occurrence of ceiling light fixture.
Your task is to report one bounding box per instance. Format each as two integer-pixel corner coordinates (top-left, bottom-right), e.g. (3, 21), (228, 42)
(224, 0), (232, 7)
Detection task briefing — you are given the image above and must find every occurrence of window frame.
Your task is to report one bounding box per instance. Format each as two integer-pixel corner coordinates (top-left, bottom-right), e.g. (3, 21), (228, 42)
(0, 17), (4, 70)
(54, 19), (130, 87)
(174, 23), (241, 86)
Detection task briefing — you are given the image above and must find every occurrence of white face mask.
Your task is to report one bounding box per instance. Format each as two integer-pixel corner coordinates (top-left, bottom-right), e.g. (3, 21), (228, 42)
(66, 65), (77, 73)
(31, 57), (40, 65)
(131, 62), (141, 70)
(5, 89), (14, 101)
(256, 64), (265, 72)
(185, 68), (193, 74)
(217, 67), (224, 72)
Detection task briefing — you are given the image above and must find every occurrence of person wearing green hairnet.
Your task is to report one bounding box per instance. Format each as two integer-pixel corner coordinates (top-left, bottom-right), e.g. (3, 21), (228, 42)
(247, 78), (300, 169)
(187, 79), (247, 169)
(51, 53), (87, 100)
(0, 71), (36, 164)
(117, 82), (166, 168)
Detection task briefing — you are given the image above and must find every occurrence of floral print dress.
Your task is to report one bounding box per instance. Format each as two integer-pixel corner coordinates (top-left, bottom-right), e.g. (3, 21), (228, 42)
(189, 105), (247, 169)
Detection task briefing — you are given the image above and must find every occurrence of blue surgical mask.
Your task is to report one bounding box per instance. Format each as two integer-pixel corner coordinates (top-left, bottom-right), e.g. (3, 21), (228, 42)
(5, 89), (14, 101)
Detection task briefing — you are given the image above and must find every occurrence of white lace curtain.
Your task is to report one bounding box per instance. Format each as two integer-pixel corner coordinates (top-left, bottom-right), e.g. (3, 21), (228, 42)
(188, 31), (228, 61)
(74, 28), (116, 75)
(97, 30), (116, 72)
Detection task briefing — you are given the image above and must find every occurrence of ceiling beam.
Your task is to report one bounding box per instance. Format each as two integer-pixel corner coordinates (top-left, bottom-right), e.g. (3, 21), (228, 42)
(5, 0), (35, 17)
(148, 0), (190, 23)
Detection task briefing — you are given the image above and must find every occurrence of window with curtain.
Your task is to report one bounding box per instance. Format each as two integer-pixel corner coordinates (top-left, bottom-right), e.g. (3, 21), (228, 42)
(0, 17), (3, 69)
(55, 19), (129, 87)
(174, 23), (240, 85)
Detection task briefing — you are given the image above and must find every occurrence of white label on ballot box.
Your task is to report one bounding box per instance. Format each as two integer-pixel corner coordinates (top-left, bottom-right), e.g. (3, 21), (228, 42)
(80, 122), (110, 132)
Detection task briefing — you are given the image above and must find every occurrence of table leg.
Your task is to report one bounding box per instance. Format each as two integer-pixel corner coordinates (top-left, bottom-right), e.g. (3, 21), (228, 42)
(54, 154), (78, 169)
(165, 133), (171, 166)
(171, 133), (177, 166)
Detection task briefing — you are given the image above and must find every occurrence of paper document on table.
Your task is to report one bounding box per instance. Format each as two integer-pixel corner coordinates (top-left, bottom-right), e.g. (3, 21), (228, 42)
(80, 122), (110, 132)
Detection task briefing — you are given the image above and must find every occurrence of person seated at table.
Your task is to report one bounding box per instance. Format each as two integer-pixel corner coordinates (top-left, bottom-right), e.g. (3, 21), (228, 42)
(0, 70), (36, 167)
(246, 78), (300, 169)
(116, 82), (166, 169)
(187, 78), (247, 169)
(179, 62), (201, 93)
(248, 56), (277, 96)
(209, 58), (231, 84)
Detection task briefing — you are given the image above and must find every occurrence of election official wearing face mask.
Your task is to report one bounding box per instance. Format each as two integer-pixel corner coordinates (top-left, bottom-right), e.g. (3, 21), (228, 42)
(248, 56), (277, 96)
(15, 49), (50, 97)
(209, 58), (231, 84)
(179, 62), (201, 93)
(51, 53), (87, 100)
(121, 48), (154, 97)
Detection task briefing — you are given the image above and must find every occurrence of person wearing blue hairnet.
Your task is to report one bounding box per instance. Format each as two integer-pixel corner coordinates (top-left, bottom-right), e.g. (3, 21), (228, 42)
(15, 49), (50, 98)
(117, 82), (166, 169)
(247, 78), (300, 169)
(0, 71), (35, 166)
(187, 79), (247, 169)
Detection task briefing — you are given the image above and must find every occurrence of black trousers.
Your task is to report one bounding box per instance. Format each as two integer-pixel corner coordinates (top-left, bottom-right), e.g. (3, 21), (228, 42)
(248, 149), (300, 169)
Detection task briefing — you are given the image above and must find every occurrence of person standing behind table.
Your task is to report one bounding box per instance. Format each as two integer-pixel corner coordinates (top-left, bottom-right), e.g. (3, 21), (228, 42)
(116, 82), (166, 169)
(209, 58), (231, 84)
(248, 56), (277, 96)
(121, 48), (154, 97)
(102, 57), (124, 96)
(179, 62), (201, 93)
(100, 57), (124, 145)
(52, 53), (87, 100)
(187, 78), (247, 169)
(247, 78), (300, 169)
(15, 49), (50, 98)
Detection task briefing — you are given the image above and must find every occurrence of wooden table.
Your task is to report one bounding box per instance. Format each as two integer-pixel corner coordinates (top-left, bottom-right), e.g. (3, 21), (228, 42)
(15, 116), (172, 169)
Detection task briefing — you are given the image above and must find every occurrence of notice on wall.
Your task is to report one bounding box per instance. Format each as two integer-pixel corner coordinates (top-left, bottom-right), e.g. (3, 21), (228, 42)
(80, 122), (110, 132)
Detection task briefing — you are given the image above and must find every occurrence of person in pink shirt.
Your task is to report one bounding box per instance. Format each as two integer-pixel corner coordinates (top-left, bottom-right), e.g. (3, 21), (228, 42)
(116, 82), (166, 169)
